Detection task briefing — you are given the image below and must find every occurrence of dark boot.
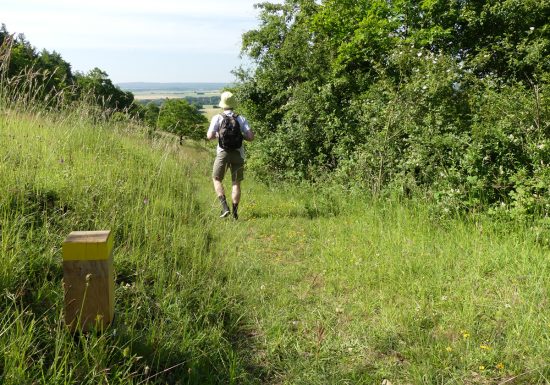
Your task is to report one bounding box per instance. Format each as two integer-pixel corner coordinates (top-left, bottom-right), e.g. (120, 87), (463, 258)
(219, 195), (230, 218)
(232, 203), (239, 220)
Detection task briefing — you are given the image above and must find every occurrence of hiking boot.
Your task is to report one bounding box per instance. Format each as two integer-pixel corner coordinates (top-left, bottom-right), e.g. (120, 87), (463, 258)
(219, 195), (230, 218)
(220, 208), (230, 218)
(232, 203), (239, 220)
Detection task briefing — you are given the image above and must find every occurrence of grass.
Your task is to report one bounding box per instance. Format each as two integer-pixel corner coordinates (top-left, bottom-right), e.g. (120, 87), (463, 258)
(0, 110), (250, 384)
(201, 105), (223, 121)
(214, 184), (549, 384)
(0, 106), (548, 384)
(227, 193), (550, 384)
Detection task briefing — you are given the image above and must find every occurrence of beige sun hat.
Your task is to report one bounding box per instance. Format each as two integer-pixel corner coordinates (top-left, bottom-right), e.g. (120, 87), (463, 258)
(219, 91), (237, 109)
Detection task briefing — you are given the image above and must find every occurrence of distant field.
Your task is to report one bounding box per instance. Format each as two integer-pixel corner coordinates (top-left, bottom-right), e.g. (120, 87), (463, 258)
(118, 81), (229, 91)
(202, 105), (221, 120)
(132, 90), (220, 100)
(124, 85), (224, 120)
(119, 82), (227, 102)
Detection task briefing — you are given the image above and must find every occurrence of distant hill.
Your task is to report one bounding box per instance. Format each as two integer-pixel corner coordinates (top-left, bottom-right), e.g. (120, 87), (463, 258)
(118, 82), (231, 92)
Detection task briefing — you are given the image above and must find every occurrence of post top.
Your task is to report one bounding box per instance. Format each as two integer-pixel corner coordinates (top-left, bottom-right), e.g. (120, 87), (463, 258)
(64, 231), (111, 244)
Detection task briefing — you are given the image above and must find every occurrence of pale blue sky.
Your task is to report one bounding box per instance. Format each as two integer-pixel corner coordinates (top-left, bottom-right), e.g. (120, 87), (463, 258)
(1, 0), (272, 83)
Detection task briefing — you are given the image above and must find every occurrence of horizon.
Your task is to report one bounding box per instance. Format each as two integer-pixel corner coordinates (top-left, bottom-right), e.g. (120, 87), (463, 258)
(116, 82), (231, 93)
(1, 0), (276, 83)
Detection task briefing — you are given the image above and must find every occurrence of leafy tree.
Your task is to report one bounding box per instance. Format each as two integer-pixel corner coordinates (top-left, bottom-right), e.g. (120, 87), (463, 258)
(1, 24), (140, 117)
(237, 0), (550, 217)
(5, 33), (37, 78)
(74, 68), (134, 112)
(143, 102), (160, 128)
(37, 49), (73, 92)
(157, 99), (208, 144)
(0, 23), (7, 46)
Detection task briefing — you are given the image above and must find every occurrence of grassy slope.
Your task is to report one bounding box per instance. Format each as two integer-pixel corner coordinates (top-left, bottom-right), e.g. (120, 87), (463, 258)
(0, 112), (250, 384)
(1, 112), (548, 384)
(226, 189), (549, 384)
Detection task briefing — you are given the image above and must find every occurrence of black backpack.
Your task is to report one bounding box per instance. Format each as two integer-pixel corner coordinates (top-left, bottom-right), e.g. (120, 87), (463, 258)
(218, 113), (243, 150)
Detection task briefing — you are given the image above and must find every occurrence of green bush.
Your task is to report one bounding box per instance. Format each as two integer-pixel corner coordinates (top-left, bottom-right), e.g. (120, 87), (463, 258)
(237, 0), (550, 221)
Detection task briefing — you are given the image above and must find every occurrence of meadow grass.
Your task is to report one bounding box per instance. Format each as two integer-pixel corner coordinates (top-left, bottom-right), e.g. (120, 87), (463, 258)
(0, 103), (548, 384)
(238, 195), (549, 383)
(206, 182), (549, 384)
(0, 110), (251, 384)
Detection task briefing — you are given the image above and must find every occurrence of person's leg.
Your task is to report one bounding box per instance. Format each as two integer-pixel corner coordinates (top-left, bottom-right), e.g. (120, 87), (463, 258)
(231, 182), (240, 219)
(229, 152), (245, 219)
(213, 178), (225, 197)
(231, 182), (241, 204)
(212, 153), (230, 217)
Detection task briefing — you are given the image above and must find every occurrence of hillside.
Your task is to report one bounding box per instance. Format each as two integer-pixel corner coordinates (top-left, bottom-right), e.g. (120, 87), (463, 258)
(1, 110), (548, 384)
(117, 83), (230, 92)
(2, 1), (549, 383)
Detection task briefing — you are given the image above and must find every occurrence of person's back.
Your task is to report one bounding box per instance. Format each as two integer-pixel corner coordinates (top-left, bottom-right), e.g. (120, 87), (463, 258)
(206, 91), (254, 219)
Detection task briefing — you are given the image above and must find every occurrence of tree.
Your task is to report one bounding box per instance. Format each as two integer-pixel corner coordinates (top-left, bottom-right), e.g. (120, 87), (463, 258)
(143, 102), (160, 128)
(157, 99), (208, 144)
(74, 68), (134, 112)
(236, 0), (550, 217)
(1, 24), (149, 125)
(35, 49), (74, 104)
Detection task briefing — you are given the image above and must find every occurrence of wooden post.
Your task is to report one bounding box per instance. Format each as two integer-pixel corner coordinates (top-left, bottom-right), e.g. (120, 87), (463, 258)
(62, 230), (114, 332)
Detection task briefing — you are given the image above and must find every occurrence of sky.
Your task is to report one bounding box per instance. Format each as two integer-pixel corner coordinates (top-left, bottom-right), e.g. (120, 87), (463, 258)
(0, 0), (271, 84)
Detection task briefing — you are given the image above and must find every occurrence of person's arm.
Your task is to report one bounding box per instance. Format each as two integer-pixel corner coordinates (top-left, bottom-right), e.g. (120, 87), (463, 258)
(240, 116), (255, 141)
(244, 128), (255, 141)
(206, 115), (220, 140)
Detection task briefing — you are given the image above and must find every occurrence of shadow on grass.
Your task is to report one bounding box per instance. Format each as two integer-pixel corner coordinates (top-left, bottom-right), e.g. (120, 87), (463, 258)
(4, 263), (268, 384)
(246, 201), (341, 220)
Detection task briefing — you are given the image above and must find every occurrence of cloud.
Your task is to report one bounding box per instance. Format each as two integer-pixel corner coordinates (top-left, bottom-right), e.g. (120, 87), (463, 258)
(2, 0), (262, 22)
(0, 0), (279, 81)
(1, 0), (262, 52)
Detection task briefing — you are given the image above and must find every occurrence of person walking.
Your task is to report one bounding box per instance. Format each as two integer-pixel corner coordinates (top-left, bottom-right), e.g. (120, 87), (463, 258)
(207, 91), (254, 219)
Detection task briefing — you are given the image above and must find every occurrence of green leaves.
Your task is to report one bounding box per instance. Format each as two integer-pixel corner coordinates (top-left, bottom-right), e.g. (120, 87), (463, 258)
(74, 68), (134, 112)
(157, 99), (207, 144)
(237, 0), (550, 217)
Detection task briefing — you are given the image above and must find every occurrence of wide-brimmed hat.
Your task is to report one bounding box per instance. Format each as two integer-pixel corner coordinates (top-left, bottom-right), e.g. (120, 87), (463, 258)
(219, 91), (237, 109)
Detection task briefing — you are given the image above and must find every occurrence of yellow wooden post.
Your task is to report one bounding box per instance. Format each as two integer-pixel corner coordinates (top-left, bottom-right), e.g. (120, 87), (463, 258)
(62, 230), (114, 332)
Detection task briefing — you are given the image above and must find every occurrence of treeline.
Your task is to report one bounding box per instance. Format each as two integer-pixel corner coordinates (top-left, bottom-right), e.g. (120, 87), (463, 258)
(0, 24), (208, 143)
(0, 24), (136, 114)
(236, 0), (550, 220)
(139, 95), (220, 107)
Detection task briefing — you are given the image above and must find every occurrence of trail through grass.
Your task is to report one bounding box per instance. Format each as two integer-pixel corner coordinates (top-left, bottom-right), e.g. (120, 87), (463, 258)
(201, 176), (549, 384)
(0, 112), (250, 384)
(1, 111), (548, 384)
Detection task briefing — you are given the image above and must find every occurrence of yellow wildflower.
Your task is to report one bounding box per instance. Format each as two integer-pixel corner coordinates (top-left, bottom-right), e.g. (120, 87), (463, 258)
(480, 344), (490, 350)
(479, 365), (485, 371)
(496, 363), (505, 370)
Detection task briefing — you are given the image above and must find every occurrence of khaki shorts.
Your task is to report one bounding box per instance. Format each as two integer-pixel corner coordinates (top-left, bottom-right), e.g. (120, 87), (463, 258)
(212, 150), (244, 183)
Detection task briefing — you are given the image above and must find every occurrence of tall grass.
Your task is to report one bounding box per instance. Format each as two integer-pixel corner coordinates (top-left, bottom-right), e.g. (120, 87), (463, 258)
(1, 39), (548, 385)
(213, 184), (549, 384)
(0, 107), (252, 384)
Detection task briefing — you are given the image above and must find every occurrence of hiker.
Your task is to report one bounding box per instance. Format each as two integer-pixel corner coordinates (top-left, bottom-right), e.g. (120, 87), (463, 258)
(207, 91), (254, 219)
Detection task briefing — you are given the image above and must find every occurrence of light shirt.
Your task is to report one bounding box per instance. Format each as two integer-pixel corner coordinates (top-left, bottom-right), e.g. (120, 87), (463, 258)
(207, 110), (251, 159)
